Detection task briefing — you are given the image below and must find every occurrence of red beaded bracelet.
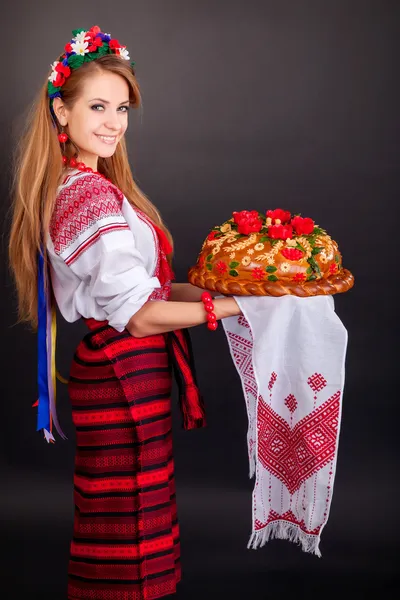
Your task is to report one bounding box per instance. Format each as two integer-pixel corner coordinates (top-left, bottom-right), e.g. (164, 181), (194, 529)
(201, 291), (218, 331)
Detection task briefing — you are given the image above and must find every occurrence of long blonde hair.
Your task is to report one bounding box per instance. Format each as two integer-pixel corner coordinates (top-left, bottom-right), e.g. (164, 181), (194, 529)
(8, 54), (173, 331)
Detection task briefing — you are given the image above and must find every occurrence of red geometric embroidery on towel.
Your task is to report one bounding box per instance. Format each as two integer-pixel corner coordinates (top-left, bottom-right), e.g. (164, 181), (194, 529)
(257, 390), (340, 494)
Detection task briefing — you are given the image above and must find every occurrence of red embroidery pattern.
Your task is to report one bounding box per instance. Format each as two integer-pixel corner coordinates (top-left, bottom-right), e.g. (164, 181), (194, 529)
(268, 371), (277, 391)
(284, 393), (298, 413)
(257, 390), (340, 494)
(50, 173), (126, 257)
(238, 314), (250, 328)
(307, 372), (327, 393)
(226, 331), (257, 398)
(135, 208), (173, 301)
(255, 510), (322, 535)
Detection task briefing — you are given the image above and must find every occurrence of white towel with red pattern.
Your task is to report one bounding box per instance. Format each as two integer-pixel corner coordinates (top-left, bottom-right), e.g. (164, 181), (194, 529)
(221, 294), (348, 556)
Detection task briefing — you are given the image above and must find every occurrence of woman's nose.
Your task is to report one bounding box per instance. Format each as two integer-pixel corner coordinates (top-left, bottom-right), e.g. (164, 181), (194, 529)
(104, 115), (123, 132)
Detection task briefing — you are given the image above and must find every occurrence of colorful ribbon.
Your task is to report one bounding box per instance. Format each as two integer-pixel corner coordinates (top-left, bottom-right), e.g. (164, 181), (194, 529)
(35, 246), (67, 443)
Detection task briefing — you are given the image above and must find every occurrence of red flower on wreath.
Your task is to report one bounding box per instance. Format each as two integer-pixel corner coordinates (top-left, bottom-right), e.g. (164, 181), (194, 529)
(268, 224), (293, 240)
(207, 231), (218, 241)
(329, 263), (337, 274)
(293, 272), (306, 282)
(216, 261), (228, 274)
(266, 208), (291, 224)
(86, 27), (104, 51)
(291, 215), (314, 235)
(109, 39), (123, 50)
(53, 62), (71, 87)
(232, 210), (263, 235)
(251, 267), (265, 280)
(281, 247), (304, 261)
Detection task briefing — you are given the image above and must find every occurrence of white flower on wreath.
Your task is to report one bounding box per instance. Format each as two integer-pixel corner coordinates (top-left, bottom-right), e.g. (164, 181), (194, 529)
(71, 39), (89, 55)
(72, 31), (90, 43)
(48, 61), (60, 82)
(254, 243), (264, 251)
(280, 262), (291, 273)
(247, 248), (254, 255)
(212, 247), (219, 255)
(242, 256), (251, 266)
(229, 252), (236, 259)
(117, 47), (130, 60)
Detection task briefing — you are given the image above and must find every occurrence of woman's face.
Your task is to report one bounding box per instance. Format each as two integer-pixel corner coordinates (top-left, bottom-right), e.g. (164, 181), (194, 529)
(55, 71), (130, 170)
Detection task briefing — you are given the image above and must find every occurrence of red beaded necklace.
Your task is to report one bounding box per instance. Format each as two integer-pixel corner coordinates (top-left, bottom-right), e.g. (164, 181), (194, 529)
(62, 155), (112, 182)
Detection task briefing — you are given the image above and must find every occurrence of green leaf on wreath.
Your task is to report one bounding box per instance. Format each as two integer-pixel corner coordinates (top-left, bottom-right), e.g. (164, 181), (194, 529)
(306, 267), (313, 274)
(206, 254), (213, 261)
(229, 269), (239, 277)
(265, 266), (277, 273)
(260, 236), (270, 243)
(235, 233), (247, 239)
(48, 82), (60, 95)
(296, 242), (306, 252)
(97, 43), (109, 55)
(312, 246), (323, 255)
(307, 274), (317, 281)
(229, 261), (240, 268)
(335, 254), (340, 263)
(270, 239), (279, 246)
(68, 54), (84, 69)
(72, 28), (85, 37)
(267, 275), (278, 281)
(206, 263), (212, 271)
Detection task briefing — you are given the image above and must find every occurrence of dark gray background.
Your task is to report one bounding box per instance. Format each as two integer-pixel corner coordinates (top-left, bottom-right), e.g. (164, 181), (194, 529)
(1, 1), (398, 598)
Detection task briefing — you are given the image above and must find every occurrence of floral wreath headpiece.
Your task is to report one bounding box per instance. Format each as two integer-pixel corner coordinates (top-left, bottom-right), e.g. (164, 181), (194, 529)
(47, 25), (135, 107)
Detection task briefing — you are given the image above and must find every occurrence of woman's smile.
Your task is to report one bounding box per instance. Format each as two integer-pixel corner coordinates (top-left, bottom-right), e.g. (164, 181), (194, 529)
(95, 134), (118, 144)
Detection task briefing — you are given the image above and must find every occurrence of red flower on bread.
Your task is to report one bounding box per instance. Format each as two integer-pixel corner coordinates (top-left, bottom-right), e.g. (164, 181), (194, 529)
(281, 247), (304, 261)
(216, 261), (228, 274)
(293, 272), (306, 281)
(266, 209), (291, 224)
(232, 210), (263, 235)
(291, 215), (314, 235)
(251, 267), (265, 280)
(268, 224), (293, 240)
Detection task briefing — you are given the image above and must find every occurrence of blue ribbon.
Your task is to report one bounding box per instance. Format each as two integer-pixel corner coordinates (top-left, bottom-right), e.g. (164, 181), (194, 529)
(37, 247), (50, 433)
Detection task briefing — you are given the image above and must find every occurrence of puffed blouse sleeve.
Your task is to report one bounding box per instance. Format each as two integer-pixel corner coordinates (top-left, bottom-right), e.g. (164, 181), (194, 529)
(50, 174), (161, 332)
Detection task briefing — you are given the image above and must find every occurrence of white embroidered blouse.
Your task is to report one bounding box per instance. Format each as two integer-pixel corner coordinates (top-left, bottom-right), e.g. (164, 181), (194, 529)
(47, 169), (168, 332)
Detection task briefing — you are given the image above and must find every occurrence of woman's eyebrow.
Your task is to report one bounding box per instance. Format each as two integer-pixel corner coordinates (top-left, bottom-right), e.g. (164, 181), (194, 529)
(88, 98), (130, 104)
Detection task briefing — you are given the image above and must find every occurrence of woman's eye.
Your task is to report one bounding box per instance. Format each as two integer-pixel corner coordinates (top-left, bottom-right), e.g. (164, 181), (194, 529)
(91, 105), (129, 112)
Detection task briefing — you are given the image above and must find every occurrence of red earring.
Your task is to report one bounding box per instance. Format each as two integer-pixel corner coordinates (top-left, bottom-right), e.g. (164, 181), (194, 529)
(58, 132), (68, 143)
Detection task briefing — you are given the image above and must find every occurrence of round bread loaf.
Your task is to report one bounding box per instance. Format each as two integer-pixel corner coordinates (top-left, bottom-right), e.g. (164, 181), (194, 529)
(188, 209), (354, 296)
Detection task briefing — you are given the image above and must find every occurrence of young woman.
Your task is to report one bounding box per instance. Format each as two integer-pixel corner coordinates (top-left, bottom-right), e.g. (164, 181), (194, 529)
(8, 26), (241, 600)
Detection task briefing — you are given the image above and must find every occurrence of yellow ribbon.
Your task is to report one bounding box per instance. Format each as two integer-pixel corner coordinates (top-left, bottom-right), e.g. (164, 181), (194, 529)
(51, 299), (69, 389)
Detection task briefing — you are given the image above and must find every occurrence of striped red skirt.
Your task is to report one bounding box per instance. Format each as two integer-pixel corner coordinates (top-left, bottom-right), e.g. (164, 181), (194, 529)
(66, 318), (200, 600)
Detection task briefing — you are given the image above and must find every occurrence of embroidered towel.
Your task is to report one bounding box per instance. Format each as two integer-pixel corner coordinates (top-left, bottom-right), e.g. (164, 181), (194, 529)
(221, 294), (348, 556)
